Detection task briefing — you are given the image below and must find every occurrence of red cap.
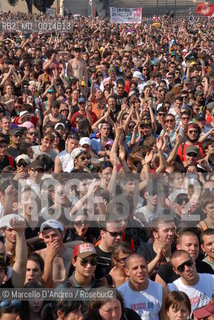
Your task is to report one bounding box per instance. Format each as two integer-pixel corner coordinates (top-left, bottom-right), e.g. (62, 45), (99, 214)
(73, 243), (97, 259)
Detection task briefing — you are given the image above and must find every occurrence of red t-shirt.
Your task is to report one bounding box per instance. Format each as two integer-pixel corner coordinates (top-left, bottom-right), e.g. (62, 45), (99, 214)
(70, 111), (97, 127)
(177, 141), (204, 162)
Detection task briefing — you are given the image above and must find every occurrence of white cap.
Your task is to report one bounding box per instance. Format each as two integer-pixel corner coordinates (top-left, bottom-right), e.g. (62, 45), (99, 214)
(0, 214), (24, 229)
(79, 137), (91, 146)
(71, 147), (86, 160)
(40, 219), (64, 232)
(54, 123), (65, 130)
(133, 71), (143, 81)
(15, 154), (31, 164)
(19, 111), (33, 119)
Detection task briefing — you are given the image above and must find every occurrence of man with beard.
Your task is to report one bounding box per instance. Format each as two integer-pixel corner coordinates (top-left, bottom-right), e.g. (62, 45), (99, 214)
(177, 123), (204, 163)
(168, 250), (214, 313)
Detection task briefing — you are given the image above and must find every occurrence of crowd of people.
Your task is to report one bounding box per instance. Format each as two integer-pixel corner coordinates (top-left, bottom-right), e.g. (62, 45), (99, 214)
(0, 10), (213, 320)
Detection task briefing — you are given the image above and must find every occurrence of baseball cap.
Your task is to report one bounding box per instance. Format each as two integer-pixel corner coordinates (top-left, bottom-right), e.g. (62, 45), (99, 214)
(29, 160), (44, 170)
(10, 128), (23, 136)
(78, 97), (86, 103)
(15, 154), (31, 164)
(79, 137), (91, 146)
(54, 123), (65, 130)
(71, 147), (86, 160)
(133, 71), (143, 81)
(19, 111), (33, 120)
(19, 121), (35, 129)
(0, 214), (23, 229)
(105, 140), (113, 147)
(73, 243), (97, 259)
(193, 297), (214, 319)
(196, 113), (205, 121)
(186, 146), (200, 156)
(40, 219), (64, 232)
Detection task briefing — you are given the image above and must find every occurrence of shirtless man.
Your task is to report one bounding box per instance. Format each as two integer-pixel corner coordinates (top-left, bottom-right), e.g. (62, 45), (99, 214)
(67, 47), (88, 86)
(36, 219), (75, 287)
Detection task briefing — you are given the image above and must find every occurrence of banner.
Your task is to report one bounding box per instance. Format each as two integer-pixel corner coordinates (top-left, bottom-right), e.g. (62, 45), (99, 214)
(110, 7), (142, 24)
(196, 4), (214, 17)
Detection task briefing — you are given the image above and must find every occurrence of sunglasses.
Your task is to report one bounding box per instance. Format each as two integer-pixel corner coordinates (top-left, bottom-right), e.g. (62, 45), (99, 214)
(30, 168), (44, 173)
(177, 259), (193, 273)
(79, 156), (89, 161)
(14, 134), (22, 138)
(105, 230), (123, 237)
(75, 220), (88, 226)
(181, 117), (189, 120)
(29, 132), (38, 136)
(188, 151), (198, 157)
(166, 119), (174, 123)
(158, 113), (166, 117)
(0, 299), (21, 309)
(80, 258), (97, 267)
(176, 197), (189, 205)
(17, 161), (28, 167)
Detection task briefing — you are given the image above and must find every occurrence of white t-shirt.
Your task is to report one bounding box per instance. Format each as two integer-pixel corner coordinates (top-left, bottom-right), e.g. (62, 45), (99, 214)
(118, 280), (162, 320)
(167, 273), (214, 312)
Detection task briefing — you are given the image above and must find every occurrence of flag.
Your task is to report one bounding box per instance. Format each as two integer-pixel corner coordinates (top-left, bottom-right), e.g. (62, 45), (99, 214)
(196, 3), (214, 16)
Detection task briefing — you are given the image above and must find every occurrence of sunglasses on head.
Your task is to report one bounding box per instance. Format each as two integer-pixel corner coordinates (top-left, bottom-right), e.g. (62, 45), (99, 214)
(177, 259), (193, 272)
(80, 257), (97, 267)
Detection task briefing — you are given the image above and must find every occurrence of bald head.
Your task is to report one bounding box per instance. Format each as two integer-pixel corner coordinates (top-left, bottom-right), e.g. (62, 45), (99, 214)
(125, 253), (146, 269)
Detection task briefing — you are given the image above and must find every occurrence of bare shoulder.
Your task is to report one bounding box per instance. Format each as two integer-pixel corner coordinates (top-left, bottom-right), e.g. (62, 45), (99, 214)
(35, 248), (47, 259)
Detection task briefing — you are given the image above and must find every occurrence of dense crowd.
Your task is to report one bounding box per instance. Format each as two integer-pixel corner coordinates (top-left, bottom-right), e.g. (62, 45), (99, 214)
(0, 11), (214, 320)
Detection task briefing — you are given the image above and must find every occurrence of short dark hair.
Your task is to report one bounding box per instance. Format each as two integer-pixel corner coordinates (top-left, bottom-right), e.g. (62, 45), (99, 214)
(27, 253), (44, 272)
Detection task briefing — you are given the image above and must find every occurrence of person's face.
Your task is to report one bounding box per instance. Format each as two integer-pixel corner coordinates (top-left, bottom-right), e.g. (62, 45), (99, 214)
(101, 125), (110, 138)
(202, 234), (214, 261)
(117, 84), (124, 96)
(74, 216), (89, 237)
(29, 167), (43, 183)
(21, 190), (38, 219)
(165, 116), (175, 129)
(41, 229), (62, 247)
(1, 119), (11, 131)
(6, 85), (13, 94)
(153, 222), (175, 245)
(114, 251), (130, 270)
(147, 191), (165, 207)
(101, 222), (122, 248)
(0, 142), (8, 157)
(166, 302), (190, 320)
(109, 72), (116, 81)
(108, 98), (116, 109)
(73, 254), (97, 278)
(95, 89), (103, 100)
(66, 138), (79, 153)
(54, 185), (68, 206)
(177, 235), (199, 261)
(172, 253), (197, 283)
(101, 167), (112, 185)
(187, 128), (199, 142)
(78, 102), (86, 111)
(181, 114), (190, 126)
(167, 75), (174, 84)
(28, 299), (43, 313)
(62, 308), (83, 320)
(75, 153), (89, 169)
(27, 129), (38, 143)
(99, 299), (122, 320)
(41, 137), (52, 152)
(125, 256), (148, 285)
(204, 203), (214, 221)
(11, 133), (22, 145)
(1, 228), (16, 244)
(25, 260), (43, 283)
(174, 99), (182, 109)
(51, 104), (60, 117)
